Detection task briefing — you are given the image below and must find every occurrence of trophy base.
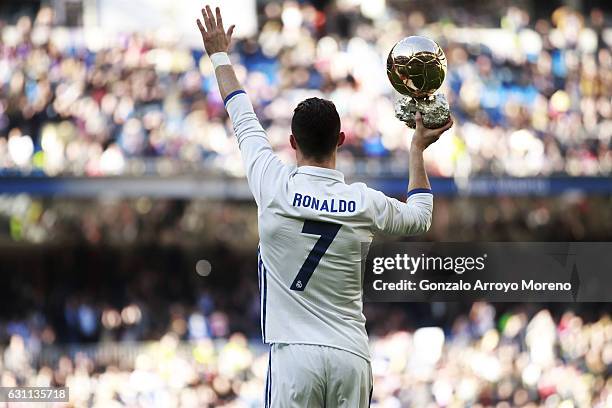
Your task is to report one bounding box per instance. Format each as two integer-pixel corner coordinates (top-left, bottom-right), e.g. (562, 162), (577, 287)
(395, 94), (450, 129)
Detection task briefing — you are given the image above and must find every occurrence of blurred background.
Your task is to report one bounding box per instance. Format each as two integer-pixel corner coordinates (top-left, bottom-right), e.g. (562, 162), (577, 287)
(0, 0), (610, 407)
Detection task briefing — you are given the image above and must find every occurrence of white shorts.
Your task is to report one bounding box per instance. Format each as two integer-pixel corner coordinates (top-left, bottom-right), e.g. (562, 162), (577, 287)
(264, 343), (372, 408)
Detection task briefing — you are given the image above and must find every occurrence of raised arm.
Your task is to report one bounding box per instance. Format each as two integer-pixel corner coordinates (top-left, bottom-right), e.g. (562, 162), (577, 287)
(196, 6), (287, 207)
(408, 112), (453, 193)
(368, 113), (453, 235)
(197, 6), (238, 100)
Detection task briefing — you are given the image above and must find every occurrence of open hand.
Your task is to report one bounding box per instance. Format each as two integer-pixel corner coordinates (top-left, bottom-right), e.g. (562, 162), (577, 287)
(411, 112), (454, 152)
(196, 5), (235, 55)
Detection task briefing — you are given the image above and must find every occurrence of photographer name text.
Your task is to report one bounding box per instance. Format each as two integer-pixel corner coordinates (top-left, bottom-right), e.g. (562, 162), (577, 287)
(372, 279), (572, 292)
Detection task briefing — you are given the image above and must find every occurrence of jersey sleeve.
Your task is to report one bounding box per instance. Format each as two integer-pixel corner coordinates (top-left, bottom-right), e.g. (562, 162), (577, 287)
(366, 187), (433, 236)
(225, 91), (288, 207)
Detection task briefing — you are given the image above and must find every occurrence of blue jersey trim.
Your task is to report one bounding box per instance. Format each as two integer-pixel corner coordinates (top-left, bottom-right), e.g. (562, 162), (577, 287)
(262, 264), (268, 342)
(267, 350), (272, 406)
(258, 247), (268, 343)
(264, 350), (270, 407)
(407, 188), (433, 197)
(223, 89), (246, 106)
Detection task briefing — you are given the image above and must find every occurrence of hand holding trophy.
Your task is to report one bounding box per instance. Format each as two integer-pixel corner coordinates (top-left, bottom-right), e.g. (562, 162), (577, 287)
(387, 36), (451, 129)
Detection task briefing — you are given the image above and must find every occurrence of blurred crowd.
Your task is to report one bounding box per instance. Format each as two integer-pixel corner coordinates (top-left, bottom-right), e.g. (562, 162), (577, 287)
(1, 194), (611, 247)
(0, 3), (610, 177)
(1, 303), (609, 407)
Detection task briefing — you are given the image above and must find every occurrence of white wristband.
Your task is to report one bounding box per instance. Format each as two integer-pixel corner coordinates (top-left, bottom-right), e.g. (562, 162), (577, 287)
(210, 52), (231, 69)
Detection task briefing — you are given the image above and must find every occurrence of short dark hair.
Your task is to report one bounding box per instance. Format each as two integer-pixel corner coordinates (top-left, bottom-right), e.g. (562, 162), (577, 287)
(291, 97), (341, 161)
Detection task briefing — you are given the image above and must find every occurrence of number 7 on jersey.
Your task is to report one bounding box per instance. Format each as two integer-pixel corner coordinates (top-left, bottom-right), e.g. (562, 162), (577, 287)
(290, 220), (342, 291)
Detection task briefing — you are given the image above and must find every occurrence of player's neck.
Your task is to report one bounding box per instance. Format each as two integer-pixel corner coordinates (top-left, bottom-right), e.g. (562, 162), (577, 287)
(297, 156), (336, 170)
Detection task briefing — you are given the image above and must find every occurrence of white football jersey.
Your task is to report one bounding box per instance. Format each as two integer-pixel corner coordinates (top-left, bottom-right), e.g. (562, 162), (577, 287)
(226, 91), (433, 361)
